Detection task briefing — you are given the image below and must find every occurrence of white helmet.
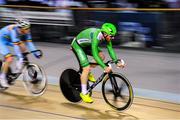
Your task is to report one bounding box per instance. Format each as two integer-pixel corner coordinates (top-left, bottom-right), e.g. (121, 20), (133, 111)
(16, 19), (30, 29)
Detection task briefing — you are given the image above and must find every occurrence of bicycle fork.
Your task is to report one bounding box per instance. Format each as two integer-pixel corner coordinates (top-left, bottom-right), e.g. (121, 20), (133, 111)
(109, 73), (121, 100)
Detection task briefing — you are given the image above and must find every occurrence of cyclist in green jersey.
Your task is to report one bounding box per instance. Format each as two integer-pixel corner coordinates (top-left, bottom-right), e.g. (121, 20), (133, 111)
(71, 23), (125, 103)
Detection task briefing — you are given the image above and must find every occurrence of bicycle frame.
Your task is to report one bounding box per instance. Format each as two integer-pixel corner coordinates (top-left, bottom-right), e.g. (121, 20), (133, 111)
(86, 71), (120, 96)
(7, 55), (30, 81)
(86, 72), (107, 93)
(7, 50), (42, 82)
(76, 58), (108, 94)
(72, 46), (122, 95)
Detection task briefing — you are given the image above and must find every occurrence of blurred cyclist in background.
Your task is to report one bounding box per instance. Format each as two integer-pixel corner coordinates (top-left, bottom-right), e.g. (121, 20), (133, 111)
(71, 23), (125, 103)
(0, 19), (42, 88)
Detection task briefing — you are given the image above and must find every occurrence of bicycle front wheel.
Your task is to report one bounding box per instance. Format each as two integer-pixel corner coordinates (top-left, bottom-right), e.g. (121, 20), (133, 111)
(102, 72), (134, 111)
(23, 63), (47, 96)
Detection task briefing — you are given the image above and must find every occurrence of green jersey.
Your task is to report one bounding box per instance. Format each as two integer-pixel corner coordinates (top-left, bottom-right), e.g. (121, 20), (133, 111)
(71, 28), (118, 69)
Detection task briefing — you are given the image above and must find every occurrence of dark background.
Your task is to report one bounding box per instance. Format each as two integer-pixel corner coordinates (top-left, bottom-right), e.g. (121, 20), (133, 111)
(1, 0), (180, 52)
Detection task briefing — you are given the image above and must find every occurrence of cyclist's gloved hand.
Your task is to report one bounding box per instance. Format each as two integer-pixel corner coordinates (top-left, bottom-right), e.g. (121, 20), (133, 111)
(32, 50), (43, 59)
(116, 59), (125, 68)
(104, 66), (112, 73)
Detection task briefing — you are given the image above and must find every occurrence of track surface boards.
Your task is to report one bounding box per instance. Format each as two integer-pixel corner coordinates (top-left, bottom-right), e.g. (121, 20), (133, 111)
(0, 83), (180, 120)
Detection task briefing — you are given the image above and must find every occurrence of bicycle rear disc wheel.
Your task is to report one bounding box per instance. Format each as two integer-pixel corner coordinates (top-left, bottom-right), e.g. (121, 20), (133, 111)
(60, 68), (82, 102)
(23, 63), (47, 96)
(102, 72), (134, 111)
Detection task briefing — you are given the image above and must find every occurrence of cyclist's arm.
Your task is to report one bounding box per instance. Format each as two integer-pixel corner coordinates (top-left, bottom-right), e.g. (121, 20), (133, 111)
(24, 33), (37, 52)
(92, 32), (106, 69)
(97, 47), (102, 52)
(107, 41), (118, 64)
(10, 30), (23, 58)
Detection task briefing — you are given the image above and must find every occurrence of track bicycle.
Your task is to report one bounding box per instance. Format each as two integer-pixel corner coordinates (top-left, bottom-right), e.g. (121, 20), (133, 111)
(0, 50), (47, 96)
(60, 50), (134, 111)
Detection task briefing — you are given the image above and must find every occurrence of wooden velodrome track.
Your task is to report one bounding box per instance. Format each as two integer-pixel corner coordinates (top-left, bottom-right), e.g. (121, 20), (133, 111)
(0, 43), (180, 120)
(0, 81), (179, 120)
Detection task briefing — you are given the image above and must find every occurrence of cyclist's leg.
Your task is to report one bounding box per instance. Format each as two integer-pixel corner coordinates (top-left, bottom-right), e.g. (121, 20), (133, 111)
(99, 51), (105, 61)
(89, 47), (105, 68)
(0, 39), (13, 87)
(19, 41), (27, 52)
(71, 42), (93, 103)
(79, 66), (94, 103)
(82, 47), (105, 82)
(81, 65), (91, 92)
(0, 39), (13, 74)
(15, 42), (27, 71)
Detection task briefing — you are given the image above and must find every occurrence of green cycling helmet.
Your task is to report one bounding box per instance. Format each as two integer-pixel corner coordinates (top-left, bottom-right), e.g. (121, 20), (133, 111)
(101, 23), (117, 36)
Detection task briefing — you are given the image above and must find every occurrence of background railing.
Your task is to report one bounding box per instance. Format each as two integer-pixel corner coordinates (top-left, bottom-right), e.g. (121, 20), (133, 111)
(0, 8), (74, 26)
(1, 4), (180, 52)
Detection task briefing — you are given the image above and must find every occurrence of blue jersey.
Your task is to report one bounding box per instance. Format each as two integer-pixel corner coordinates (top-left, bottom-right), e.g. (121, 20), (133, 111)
(0, 24), (36, 58)
(0, 24), (32, 44)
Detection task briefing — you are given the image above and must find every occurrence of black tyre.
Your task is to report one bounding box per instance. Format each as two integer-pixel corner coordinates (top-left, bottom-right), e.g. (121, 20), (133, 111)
(102, 72), (134, 111)
(60, 68), (82, 102)
(23, 63), (47, 96)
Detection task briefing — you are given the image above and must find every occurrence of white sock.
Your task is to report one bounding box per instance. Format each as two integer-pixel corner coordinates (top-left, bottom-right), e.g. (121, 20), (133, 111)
(0, 73), (5, 79)
(81, 84), (87, 95)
